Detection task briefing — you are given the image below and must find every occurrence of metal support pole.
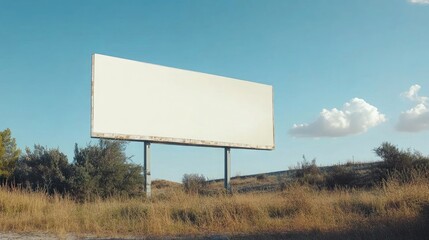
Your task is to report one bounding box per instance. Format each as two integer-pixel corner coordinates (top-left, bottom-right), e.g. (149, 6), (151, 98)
(144, 142), (151, 198)
(224, 147), (231, 194)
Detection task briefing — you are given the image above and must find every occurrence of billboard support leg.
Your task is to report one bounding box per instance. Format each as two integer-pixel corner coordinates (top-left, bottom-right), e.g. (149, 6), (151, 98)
(144, 142), (151, 198)
(224, 147), (231, 194)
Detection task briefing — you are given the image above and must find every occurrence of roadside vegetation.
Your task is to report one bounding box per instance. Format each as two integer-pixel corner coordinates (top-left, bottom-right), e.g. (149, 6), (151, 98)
(0, 128), (428, 239)
(0, 169), (427, 239)
(1, 128), (143, 201)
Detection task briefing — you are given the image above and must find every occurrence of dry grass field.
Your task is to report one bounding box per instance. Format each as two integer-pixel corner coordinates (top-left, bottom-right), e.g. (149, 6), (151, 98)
(0, 170), (428, 239)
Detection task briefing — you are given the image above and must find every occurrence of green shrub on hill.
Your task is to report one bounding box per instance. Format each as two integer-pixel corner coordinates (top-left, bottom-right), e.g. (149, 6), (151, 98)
(11, 140), (143, 200)
(71, 140), (144, 200)
(14, 145), (72, 194)
(374, 142), (429, 183)
(375, 142), (429, 171)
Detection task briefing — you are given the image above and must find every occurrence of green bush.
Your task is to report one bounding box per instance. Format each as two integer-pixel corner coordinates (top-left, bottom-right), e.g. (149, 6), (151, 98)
(374, 142), (429, 182)
(12, 140), (143, 200)
(13, 145), (72, 194)
(71, 140), (144, 200)
(375, 142), (429, 171)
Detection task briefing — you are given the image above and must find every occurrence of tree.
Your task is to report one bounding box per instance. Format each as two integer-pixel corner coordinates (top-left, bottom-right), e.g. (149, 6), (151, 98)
(13, 145), (72, 194)
(373, 142), (429, 183)
(0, 128), (21, 181)
(374, 142), (413, 171)
(0, 135), (4, 160)
(71, 140), (144, 200)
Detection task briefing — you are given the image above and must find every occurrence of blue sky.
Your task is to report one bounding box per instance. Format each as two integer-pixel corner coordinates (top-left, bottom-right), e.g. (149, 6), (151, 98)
(1, 0), (428, 182)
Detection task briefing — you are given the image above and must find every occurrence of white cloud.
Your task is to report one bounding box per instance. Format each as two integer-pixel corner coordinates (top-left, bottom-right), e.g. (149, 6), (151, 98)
(401, 84), (428, 103)
(397, 84), (429, 132)
(409, 0), (429, 4)
(289, 98), (386, 138)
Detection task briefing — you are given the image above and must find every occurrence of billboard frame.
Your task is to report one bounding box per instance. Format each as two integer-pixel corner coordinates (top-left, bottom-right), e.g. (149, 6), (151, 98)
(90, 53), (275, 196)
(91, 54), (275, 150)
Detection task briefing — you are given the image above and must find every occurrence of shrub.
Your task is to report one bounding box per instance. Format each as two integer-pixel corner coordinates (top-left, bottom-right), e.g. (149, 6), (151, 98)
(374, 142), (429, 183)
(374, 142), (412, 171)
(294, 155), (325, 186)
(13, 145), (72, 194)
(326, 165), (357, 189)
(182, 174), (207, 194)
(375, 142), (429, 171)
(71, 140), (144, 200)
(295, 155), (321, 178)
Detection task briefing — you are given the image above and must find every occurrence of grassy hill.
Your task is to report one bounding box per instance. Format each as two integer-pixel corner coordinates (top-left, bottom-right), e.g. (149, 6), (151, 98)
(207, 161), (384, 193)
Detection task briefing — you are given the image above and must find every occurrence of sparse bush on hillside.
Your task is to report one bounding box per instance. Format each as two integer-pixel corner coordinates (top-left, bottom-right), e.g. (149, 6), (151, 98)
(375, 142), (411, 171)
(374, 142), (429, 183)
(182, 173), (207, 194)
(374, 142), (429, 171)
(294, 155), (325, 186)
(295, 155), (321, 177)
(372, 142), (429, 185)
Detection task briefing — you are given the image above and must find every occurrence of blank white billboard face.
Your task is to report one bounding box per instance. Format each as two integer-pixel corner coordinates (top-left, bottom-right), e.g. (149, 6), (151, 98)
(91, 54), (274, 150)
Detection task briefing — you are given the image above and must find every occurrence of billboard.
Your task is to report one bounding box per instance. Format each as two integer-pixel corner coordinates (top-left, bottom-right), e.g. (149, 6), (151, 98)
(91, 54), (274, 150)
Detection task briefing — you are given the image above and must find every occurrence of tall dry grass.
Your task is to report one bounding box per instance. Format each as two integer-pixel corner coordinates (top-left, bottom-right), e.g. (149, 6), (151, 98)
(0, 170), (428, 239)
